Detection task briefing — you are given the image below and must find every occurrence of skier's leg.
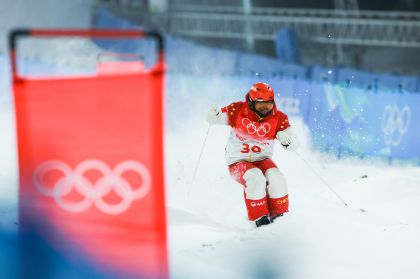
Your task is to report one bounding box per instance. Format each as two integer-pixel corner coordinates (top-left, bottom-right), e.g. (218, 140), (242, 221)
(228, 162), (269, 222)
(254, 159), (289, 218)
(265, 168), (289, 217)
(242, 168), (270, 221)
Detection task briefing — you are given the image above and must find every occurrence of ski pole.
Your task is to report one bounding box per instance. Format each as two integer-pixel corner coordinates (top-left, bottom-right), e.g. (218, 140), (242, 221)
(295, 151), (349, 207)
(187, 124), (211, 198)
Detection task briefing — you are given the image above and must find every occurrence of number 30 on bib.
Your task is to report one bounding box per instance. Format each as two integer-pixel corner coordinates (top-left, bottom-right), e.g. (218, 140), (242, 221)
(240, 143), (262, 153)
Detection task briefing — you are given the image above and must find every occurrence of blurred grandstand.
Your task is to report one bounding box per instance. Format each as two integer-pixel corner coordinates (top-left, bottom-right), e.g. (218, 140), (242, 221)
(1, 0), (418, 162)
(2, 2), (420, 278)
(91, 1), (420, 162)
(94, 0), (420, 76)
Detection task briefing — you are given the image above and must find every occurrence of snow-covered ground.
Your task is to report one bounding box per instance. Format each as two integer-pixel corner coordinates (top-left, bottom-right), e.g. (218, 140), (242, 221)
(0, 1), (419, 274)
(1, 52), (420, 278)
(166, 114), (420, 279)
(1, 63), (420, 277)
(0, 40), (420, 279)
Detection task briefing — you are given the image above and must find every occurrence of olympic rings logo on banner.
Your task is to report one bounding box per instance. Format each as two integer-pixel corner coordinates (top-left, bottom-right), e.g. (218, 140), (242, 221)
(381, 105), (411, 147)
(33, 159), (152, 215)
(242, 118), (271, 137)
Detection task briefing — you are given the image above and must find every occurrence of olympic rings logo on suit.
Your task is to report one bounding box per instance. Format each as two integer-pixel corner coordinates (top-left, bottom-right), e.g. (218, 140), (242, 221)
(381, 105), (410, 147)
(33, 159), (151, 215)
(242, 118), (271, 137)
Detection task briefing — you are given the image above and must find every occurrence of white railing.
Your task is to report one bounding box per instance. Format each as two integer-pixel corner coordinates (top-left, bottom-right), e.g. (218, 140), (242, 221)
(96, 1), (420, 48)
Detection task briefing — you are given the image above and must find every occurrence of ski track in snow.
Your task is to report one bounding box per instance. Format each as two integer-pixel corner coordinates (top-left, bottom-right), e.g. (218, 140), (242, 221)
(166, 115), (420, 279)
(1, 58), (420, 277)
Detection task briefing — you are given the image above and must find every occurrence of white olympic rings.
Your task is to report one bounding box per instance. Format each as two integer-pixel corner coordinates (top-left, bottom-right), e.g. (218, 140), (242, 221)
(242, 118), (271, 137)
(33, 159), (151, 215)
(381, 105), (410, 147)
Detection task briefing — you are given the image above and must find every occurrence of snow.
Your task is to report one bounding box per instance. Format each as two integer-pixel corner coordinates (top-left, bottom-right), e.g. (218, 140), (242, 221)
(0, 1), (419, 275)
(1, 66), (420, 277)
(166, 115), (420, 279)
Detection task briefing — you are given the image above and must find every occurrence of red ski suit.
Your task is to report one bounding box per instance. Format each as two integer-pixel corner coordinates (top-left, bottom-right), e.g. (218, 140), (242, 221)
(221, 94), (291, 221)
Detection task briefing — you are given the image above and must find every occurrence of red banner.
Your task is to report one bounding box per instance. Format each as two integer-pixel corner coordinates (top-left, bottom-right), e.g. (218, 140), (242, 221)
(14, 64), (167, 277)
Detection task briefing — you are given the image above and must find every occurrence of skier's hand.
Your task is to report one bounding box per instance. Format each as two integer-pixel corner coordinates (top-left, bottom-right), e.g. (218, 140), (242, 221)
(206, 105), (221, 125)
(276, 130), (299, 151)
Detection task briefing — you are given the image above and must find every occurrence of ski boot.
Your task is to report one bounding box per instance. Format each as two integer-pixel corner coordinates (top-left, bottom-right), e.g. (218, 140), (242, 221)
(255, 215), (271, 227)
(270, 213), (283, 223)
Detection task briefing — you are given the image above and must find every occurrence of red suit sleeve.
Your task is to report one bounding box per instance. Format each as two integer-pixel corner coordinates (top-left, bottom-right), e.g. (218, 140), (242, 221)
(221, 102), (243, 127)
(276, 111), (291, 132)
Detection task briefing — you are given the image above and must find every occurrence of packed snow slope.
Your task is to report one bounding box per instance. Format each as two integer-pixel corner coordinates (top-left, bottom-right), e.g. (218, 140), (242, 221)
(165, 91), (420, 279)
(0, 64), (419, 279)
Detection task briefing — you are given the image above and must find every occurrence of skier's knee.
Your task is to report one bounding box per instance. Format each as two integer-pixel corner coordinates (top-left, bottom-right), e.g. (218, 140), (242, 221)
(243, 168), (266, 200)
(265, 168), (288, 198)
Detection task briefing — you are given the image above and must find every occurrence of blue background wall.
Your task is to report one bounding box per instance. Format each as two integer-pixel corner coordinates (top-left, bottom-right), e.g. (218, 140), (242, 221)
(6, 8), (419, 162)
(84, 8), (420, 161)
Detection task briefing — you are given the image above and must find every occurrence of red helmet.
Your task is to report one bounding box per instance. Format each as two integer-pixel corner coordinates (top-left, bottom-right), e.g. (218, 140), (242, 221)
(248, 82), (274, 102)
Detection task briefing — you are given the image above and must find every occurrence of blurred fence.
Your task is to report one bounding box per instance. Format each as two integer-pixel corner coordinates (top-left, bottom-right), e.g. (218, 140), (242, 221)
(94, 8), (309, 78)
(93, 8), (420, 89)
(92, 8), (420, 162)
(167, 75), (420, 161)
(3, 9), (417, 162)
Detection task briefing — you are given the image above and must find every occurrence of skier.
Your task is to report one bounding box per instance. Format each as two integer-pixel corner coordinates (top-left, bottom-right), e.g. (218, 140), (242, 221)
(206, 82), (299, 227)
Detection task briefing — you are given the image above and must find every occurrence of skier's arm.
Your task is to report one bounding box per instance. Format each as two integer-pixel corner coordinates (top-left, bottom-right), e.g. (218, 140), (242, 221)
(276, 127), (299, 151)
(206, 102), (243, 126)
(275, 114), (299, 151)
(206, 105), (228, 125)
